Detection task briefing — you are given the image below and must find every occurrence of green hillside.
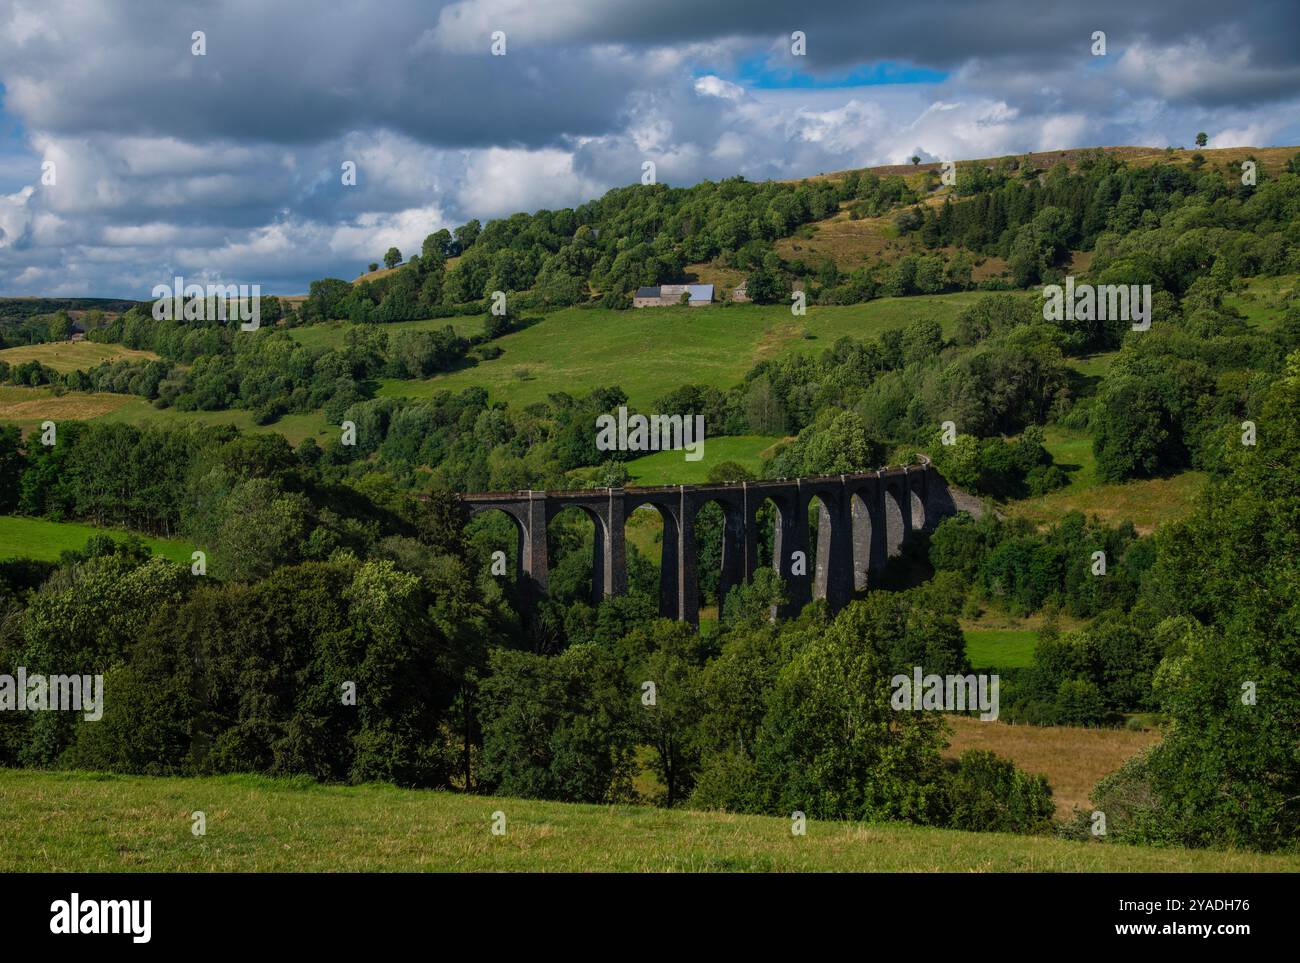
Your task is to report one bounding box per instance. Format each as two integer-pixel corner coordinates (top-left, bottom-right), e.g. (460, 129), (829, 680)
(623, 434), (785, 485)
(2, 769), (1294, 873)
(376, 294), (1002, 409)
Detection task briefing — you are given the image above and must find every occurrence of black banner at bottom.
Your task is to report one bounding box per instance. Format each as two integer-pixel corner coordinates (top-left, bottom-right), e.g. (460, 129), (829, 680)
(0, 871), (1286, 948)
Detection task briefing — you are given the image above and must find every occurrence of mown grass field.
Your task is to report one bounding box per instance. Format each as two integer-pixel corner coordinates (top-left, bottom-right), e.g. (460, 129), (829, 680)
(963, 629), (1038, 670)
(286, 315), (483, 351)
(943, 717), (1162, 818)
(375, 295), (1018, 409)
(1005, 425), (1206, 532)
(0, 515), (194, 564)
(623, 434), (785, 485)
(0, 341), (159, 373)
(0, 384), (145, 434)
(0, 386), (333, 446)
(2, 768), (1291, 872)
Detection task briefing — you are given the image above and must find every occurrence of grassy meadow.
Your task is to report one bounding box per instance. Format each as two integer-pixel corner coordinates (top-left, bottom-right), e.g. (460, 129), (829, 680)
(2, 768), (1292, 873)
(942, 717), (1162, 818)
(622, 434), (786, 485)
(374, 294), (1014, 409)
(1223, 272), (1298, 330)
(0, 515), (194, 564)
(962, 629), (1038, 670)
(0, 341), (159, 373)
(0, 385), (333, 446)
(286, 314), (484, 351)
(1006, 425), (1207, 532)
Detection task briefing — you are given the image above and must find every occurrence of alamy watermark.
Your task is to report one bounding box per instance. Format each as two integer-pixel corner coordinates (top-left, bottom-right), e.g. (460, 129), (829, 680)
(595, 405), (705, 462)
(1042, 277), (1151, 331)
(891, 666), (1000, 721)
(152, 275), (261, 330)
(50, 893), (151, 943)
(0, 668), (103, 721)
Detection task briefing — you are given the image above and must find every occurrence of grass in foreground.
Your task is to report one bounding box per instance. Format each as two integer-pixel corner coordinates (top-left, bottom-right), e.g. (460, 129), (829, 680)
(0, 515), (195, 564)
(1, 769), (1292, 872)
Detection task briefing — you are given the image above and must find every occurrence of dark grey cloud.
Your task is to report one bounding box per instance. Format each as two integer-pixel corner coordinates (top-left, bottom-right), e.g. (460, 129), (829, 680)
(0, 0), (1297, 297)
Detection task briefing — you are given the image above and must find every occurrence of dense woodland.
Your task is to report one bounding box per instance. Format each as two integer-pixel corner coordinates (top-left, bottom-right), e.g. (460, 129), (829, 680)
(1, 150), (1298, 852)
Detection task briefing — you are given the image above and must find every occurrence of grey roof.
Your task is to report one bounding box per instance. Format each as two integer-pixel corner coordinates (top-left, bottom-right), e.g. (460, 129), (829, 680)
(634, 283), (713, 301)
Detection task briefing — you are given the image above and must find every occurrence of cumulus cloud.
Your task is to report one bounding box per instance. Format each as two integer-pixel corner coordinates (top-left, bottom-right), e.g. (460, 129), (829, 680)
(0, 0), (1297, 296)
(694, 75), (745, 101)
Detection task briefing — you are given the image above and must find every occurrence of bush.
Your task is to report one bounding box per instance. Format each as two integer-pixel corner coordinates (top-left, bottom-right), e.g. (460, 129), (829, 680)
(1079, 752), (1169, 844)
(943, 750), (1055, 834)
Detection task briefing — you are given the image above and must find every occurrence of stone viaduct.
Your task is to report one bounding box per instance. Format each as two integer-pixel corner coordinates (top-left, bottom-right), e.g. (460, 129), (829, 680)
(459, 462), (973, 626)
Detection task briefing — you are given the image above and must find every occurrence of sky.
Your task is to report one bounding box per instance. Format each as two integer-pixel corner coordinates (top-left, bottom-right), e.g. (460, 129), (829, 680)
(1, 0), (1298, 298)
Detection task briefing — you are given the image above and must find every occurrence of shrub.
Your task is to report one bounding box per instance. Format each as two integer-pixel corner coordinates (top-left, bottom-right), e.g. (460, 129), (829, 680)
(943, 750), (1055, 834)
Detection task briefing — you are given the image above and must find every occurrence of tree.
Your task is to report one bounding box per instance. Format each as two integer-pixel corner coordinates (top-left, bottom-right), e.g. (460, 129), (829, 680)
(368, 262), (379, 273)
(47, 311), (74, 341)
(0, 426), (25, 512)
(1134, 353), (1300, 850)
(383, 248), (402, 270)
(945, 750), (1054, 834)
(453, 219), (481, 254)
(910, 155), (921, 166)
(625, 621), (709, 806)
(745, 266), (787, 304)
(210, 478), (310, 580)
(1195, 132), (1208, 147)
(478, 644), (636, 803)
(750, 600), (950, 821)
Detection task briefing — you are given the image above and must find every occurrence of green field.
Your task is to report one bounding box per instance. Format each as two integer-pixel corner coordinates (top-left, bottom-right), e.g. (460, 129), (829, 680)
(373, 294), (1007, 409)
(0, 341), (159, 374)
(94, 398), (333, 446)
(0, 386), (333, 446)
(1223, 272), (1298, 331)
(963, 629), (1039, 669)
(285, 315), (483, 351)
(623, 434), (785, 486)
(2, 769), (1293, 872)
(0, 515), (194, 564)
(1006, 425), (1206, 532)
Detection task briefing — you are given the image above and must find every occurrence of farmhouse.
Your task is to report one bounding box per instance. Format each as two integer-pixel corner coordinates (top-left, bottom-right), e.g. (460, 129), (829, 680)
(633, 283), (713, 308)
(68, 322), (86, 342)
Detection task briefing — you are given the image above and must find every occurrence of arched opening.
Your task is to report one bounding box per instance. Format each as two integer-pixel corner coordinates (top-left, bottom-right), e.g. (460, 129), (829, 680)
(693, 497), (742, 622)
(908, 477), (927, 531)
(754, 497), (780, 574)
(465, 507), (524, 590)
(625, 499), (680, 618)
(624, 502), (670, 610)
(546, 505), (602, 606)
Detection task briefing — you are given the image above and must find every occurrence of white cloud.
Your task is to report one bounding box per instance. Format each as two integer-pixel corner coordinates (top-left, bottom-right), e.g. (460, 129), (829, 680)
(456, 147), (607, 220)
(694, 75), (744, 100)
